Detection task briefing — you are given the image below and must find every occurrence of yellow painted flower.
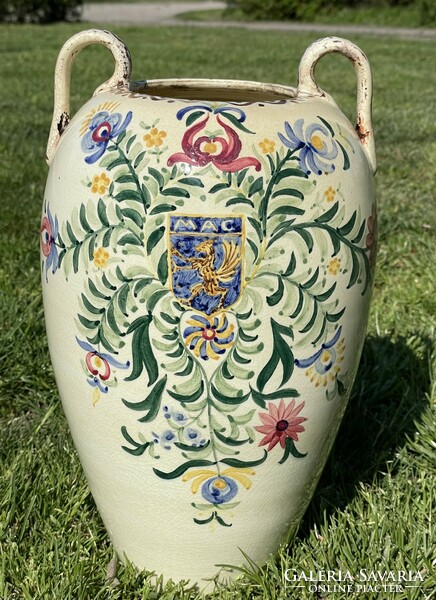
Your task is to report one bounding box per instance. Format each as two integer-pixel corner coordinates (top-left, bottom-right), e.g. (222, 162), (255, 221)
(91, 172), (110, 195)
(259, 138), (276, 154)
(93, 247), (110, 269)
(328, 258), (341, 276)
(324, 186), (336, 202)
(143, 127), (167, 148)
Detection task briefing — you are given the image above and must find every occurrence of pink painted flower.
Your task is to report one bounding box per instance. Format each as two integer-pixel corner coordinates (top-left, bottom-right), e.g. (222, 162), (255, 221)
(168, 110), (261, 173)
(254, 399), (307, 451)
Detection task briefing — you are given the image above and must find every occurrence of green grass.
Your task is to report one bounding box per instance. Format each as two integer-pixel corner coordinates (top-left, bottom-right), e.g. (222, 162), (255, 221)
(178, 5), (436, 28)
(1, 22), (435, 600)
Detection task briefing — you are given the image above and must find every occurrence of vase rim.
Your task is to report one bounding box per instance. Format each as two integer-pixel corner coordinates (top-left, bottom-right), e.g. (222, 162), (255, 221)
(128, 78), (297, 103)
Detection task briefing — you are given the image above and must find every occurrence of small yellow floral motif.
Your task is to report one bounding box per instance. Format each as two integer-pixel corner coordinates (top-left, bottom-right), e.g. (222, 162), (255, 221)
(259, 138), (276, 154)
(324, 186), (336, 202)
(143, 127), (167, 148)
(328, 258), (341, 276)
(91, 172), (110, 195)
(93, 247), (110, 269)
(203, 141), (218, 155)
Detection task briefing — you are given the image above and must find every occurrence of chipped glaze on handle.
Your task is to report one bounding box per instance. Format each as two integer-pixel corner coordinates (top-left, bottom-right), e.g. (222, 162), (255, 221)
(297, 37), (376, 175)
(46, 29), (131, 166)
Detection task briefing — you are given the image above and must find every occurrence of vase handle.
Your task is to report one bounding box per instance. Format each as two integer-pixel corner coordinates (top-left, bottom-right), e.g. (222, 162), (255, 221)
(297, 37), (376, 174)
(46, 29), (131, 166)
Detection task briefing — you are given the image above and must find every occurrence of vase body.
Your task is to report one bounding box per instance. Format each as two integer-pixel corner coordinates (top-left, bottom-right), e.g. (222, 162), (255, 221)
(41, 30), (376, 587)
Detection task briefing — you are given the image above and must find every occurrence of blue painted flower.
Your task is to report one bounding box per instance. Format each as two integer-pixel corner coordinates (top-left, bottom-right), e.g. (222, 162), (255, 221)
(278, 118), (338, 175)
(183, 313), (235, 361)
(40, 203), (59, 279)
(159, 429), (176, 450)
(201, 475), (238, 505)
(294, 327), (345, 386)
(81, 110), (132, 164)
(76, 337), (130, 393)
(183, 427), (206, 447)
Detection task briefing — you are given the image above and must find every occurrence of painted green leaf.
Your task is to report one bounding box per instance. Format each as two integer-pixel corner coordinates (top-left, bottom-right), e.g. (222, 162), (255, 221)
(193, 513), (215, 525)
(160, 312), (180, 325)
(168, 381), (204, 403)
(157, 251), (168, 285)
(282, 252), (296, 277)
(178, 177), (204, 187)
(233, 349), (251, 364)
(176, 356), (194, 377)
(115, 189), (143, 203)
(276, 167), (308, 182)
(118, 232), (142, 246)
(174, 440), (210, 452)
(215, 514), (232, 527)
(116, 174), (136, 184)
(154, 459), (216, 480)
(88, 279), (111, 301)
(122, 375), (167, 424)
(209, 182), (229, 194)
(220, 450), (268, 468)
(315, 283), (337, 302)
(121, 207), (144, 228)
(326, 307), (346, 323)
(121, 426), (150, 456)
(317, 115), (335, 137)
(251, 386), (300, 409)
(161, 187), (190, 198)
(268, 206), (305, 220)
(352, 220), (366, 244)
(248, 176), (264, 197)
(79, 205), (92, 233)
(186, 110), (206, 127)
(247, 238), (259, 262)
(271, 188), (304, 200)
(220, 111), (255, 134)
(148, 167), (164, 190)
(247, 217), (263, 242)
(302, 267), (320, 290)
(211, 383), (250, 405)
(146, 226), (165, 255)
(279, 436), (307, 463)
(337, 140), (350, 170)
(315, 202), (339, 224)
(214, 430), (249, 446)
(125, 315), (158, 385)
(267, 276), (284, 307)
(150, 204), (176, 215)
(226, 197), (254, 208)
(299, 302), (318, 334)
(222, 361), (234, 380)
(147, 289), (168, 312)
(337, 211), (357, 236)
(97, 199), (109, 227)
(238, 328), (258, 342)
(256, 318), (294, 392)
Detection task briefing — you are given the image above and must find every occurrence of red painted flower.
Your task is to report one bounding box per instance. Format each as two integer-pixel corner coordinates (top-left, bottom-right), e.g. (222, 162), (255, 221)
(254, 399), (307, 451)
(168, 113), (261, 173)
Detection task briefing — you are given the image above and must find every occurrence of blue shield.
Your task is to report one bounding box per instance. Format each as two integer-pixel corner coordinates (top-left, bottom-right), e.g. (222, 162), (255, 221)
(168, 215), (244, 315)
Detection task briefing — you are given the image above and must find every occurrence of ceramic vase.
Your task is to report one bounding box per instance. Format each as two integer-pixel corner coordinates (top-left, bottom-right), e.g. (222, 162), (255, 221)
(41, 29), (377, 587)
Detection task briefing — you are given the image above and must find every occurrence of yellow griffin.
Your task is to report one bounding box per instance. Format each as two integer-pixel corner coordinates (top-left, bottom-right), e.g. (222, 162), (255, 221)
(171, 238), (240, 309)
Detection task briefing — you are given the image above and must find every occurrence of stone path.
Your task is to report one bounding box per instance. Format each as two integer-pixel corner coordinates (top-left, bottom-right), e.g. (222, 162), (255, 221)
(82, 2), (436, 40)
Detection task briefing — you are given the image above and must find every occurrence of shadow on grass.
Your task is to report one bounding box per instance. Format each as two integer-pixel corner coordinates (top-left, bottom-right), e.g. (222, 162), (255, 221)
(298, 332), (433, 536)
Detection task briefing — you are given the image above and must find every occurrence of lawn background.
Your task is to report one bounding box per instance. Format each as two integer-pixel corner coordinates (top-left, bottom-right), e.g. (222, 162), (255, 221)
(0, 21), (435, 600)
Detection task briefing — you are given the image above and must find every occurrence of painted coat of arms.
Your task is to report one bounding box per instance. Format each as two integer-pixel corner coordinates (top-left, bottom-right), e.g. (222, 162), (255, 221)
(168, 215), (244, 315)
